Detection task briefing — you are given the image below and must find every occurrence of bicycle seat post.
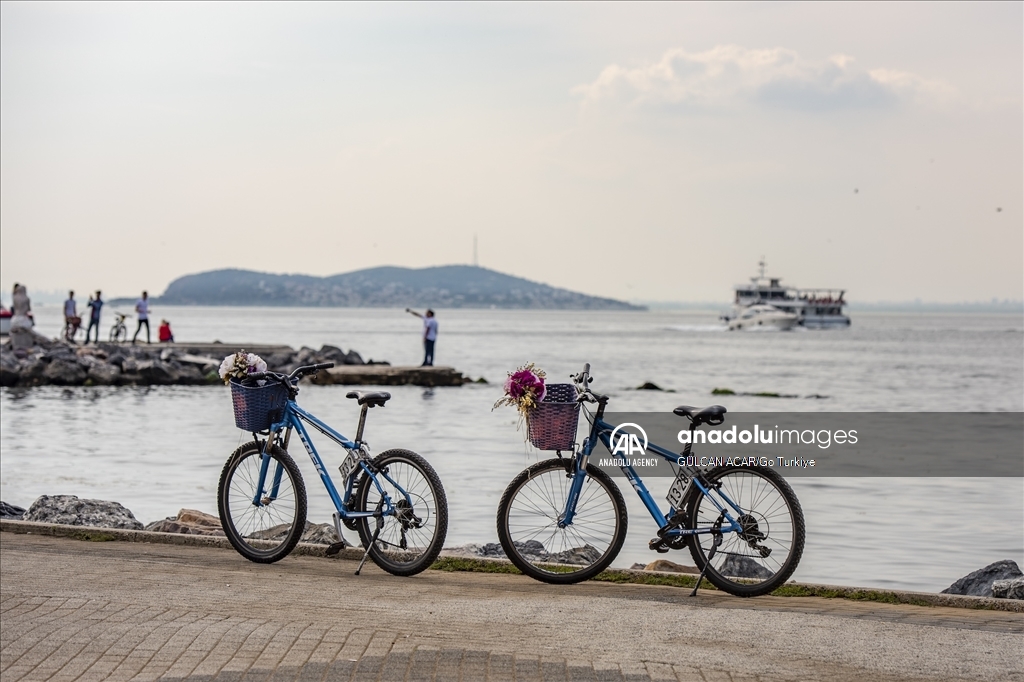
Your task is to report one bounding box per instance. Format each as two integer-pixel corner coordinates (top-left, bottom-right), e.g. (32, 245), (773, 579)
(354, 404), (369, 444)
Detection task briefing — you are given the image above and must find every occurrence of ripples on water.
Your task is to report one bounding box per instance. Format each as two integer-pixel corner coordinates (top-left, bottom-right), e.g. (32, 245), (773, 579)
(2, 306), (1022, 591)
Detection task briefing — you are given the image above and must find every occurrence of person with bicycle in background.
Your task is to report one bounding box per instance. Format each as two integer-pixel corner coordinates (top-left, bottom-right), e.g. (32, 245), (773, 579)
(85, 291), (103, 344)
(132, 291), (151, 344)
(63, 291), (80, 343)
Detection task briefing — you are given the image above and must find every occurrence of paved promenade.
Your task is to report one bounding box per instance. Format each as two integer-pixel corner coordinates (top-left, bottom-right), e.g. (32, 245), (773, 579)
(1, 533), (1021, 682)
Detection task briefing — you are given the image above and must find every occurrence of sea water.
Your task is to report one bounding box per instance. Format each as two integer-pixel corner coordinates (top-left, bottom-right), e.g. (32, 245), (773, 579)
(2, 305), (1021, 591)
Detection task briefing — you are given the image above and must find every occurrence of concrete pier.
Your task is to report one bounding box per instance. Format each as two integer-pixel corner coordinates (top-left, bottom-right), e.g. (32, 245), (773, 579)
(1, 530), (1021, 682)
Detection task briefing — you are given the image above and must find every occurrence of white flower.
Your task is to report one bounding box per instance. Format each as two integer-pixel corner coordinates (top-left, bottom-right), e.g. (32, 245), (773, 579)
(219, 351), (267, 383)
(247, 353), (267, 374)
(218, 354), (236, 381)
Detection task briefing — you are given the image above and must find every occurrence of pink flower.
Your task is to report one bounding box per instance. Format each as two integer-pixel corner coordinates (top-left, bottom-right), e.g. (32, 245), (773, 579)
(505, 368), (545, 402)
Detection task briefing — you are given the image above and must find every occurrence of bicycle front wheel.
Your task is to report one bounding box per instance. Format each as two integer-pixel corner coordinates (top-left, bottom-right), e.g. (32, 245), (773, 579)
(686, 464), (805, 597)
(497, 458), (627, 584)
(354, 449), (448, 576)
(110, 324), (126, 343)
(218, 441), (307, 563)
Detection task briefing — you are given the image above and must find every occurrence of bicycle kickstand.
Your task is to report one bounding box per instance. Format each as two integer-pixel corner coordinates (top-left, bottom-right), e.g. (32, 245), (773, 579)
(690, 514), (725, 597)
(355, 499), (385, 576)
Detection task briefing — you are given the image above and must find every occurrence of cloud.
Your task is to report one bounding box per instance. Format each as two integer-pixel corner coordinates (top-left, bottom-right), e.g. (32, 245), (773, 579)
(573, 45), (954, 111)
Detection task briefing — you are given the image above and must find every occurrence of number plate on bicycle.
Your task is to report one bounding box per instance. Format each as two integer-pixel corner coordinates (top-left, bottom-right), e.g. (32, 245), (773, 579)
(666, 473), (691, 509)
(338, 449), (363, 481)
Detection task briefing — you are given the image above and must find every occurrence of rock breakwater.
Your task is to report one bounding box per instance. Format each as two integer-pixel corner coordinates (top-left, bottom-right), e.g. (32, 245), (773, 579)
(0, 340), (367, 387)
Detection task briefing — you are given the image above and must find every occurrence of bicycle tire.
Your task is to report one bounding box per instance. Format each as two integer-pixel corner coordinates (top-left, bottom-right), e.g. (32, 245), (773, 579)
(110, 324), (126, 343)
(497, 458), (627, 585)
(218, 440), (307, 564)
(354, 449), (448, 576)
(685, 464), (805, 597)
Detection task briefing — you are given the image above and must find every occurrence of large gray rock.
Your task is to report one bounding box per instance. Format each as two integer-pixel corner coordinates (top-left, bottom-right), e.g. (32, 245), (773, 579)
(0, 501), (26, 519)
(301, 523), (340, 545)
(719, 555), (774, 579)
(42, 358), (87, 385)
(23, 495), (143, 530)
(0, 352), (19, 387)
(87, 363), (121, 385)
(992, 576), (1024, 600)
(643, 559), (700, 574)
(145, 509), (224, 536)
(941, 560), (1023, 597)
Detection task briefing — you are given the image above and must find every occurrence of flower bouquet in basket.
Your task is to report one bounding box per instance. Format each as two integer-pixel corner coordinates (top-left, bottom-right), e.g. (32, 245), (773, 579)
(219, 351), (268, 385)
(492, 363), (547, 425)
(493, 363), (579, 450)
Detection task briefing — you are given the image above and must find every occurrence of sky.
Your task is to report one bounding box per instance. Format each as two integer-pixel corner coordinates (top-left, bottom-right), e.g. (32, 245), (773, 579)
(1, 2), (1021, 304)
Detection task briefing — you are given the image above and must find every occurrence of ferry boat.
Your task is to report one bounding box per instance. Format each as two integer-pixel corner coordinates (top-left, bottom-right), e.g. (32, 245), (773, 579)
(728, 261), (850, 328)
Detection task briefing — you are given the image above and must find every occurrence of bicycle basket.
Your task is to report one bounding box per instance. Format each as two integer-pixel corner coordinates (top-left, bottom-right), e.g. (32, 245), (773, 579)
(230, 379), (289, 432)
(527, 383), (579, 450)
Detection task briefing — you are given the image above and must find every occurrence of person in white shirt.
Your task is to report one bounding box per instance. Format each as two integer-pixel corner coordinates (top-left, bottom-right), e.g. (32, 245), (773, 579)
(405, 308), (438, 366)
(63, 291), (80, 342)
(132, 291), (151, 344)
(64, 291), (77, 322)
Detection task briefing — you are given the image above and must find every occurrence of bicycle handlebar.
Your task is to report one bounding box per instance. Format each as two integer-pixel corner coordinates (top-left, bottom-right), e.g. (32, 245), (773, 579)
(246, 363), (335, 385)
(571, 363), (607, 404)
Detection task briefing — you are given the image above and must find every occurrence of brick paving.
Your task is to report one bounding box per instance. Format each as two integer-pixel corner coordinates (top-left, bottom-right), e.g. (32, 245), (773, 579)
(1, 533), (1021, 682)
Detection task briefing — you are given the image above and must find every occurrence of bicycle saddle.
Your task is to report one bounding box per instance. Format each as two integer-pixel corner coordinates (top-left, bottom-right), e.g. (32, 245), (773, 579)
(345, 391), (391, 407)
(673, 404), (727, 426)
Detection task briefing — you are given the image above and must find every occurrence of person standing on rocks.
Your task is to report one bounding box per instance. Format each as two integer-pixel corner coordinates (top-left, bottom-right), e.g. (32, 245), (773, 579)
(9, 283), (35, 350)
(405, 308), (438, 366)
(63, 291), (80, 342)
(132, 291), (151, 344)
(85, 291), (103, 344)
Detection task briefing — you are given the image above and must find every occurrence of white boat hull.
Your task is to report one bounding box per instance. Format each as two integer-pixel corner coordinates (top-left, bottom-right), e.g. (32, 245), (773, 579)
(727, 305), (800, 331)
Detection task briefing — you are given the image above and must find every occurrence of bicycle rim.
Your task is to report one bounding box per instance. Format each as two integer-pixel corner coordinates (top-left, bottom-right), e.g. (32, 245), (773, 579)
(218, 442), (307, 563)
(687, 465), (804, 596)
(356, 449), (447, 576)
(498, 459), (626, 584)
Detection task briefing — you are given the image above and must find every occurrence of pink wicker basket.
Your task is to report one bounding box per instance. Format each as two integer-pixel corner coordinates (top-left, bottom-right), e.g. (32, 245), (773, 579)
(528, 383), (579, 450)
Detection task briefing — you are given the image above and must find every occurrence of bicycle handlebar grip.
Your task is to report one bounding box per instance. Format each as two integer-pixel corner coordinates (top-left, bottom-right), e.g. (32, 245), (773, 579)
(310, 362), (335, 371)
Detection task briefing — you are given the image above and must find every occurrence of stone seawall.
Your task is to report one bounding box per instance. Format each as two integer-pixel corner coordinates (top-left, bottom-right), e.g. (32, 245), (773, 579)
(0, 340), (367, 387)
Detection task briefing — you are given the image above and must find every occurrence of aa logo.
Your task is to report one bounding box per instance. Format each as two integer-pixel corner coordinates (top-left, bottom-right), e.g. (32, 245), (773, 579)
(610, 423), (648, 456)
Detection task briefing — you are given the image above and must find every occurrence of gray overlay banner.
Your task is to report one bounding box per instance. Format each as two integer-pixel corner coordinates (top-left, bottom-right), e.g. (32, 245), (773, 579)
(587, 412), (1024, 477)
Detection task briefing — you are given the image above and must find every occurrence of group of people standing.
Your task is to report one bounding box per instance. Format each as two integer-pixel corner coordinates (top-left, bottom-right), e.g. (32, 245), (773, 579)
(62, 289), (172, 344)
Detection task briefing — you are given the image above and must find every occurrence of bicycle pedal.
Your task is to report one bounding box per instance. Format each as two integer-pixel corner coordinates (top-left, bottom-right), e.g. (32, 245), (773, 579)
(648, 538), (670, 554)
(324, 542), (346, 557)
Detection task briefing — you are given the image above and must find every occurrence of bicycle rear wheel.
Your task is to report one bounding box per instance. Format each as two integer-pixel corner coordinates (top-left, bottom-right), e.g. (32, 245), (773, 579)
(354, 449), (448, 576)
(686, 464), (804, 597)
(497, 458), (627, 584)
(218, 441), (307, 563)
(110, 324), (126, 343)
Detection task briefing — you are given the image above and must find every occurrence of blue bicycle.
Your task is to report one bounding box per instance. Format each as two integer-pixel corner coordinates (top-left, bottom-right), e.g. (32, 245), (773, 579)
(217, 363), (448, 577)
(497, 364), (805, 597)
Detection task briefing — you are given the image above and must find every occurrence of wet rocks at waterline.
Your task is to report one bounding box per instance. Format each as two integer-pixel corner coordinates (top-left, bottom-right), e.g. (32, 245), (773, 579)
(0, 341), (367, 387)
(941, 560), (1023, 598)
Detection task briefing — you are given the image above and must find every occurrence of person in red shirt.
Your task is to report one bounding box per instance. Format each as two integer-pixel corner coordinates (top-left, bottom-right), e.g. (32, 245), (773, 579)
(158, 319), (174, 343)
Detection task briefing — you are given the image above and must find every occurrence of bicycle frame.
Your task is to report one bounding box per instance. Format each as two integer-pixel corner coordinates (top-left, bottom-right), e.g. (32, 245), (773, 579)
(562, 409), (748, 540)
(248, 398), (412, 522)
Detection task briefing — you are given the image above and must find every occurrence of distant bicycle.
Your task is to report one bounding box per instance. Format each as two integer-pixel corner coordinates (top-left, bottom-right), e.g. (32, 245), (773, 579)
(109, 313), (128, 343)
(496, 363), (805, 597)
(218, 363), (448, 576)
(62, 316), (83, 343)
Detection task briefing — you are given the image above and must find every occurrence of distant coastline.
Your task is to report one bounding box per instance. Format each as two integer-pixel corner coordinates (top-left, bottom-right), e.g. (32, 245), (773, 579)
(148, 265), (646, 311)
